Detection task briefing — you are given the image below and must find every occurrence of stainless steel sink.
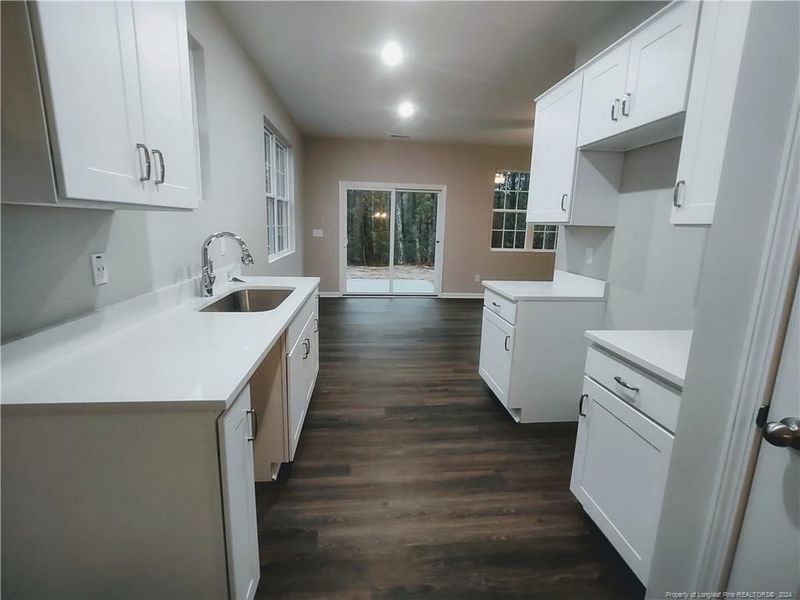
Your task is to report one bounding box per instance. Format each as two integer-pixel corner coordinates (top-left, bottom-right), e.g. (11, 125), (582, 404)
(201, 288), (294, 313)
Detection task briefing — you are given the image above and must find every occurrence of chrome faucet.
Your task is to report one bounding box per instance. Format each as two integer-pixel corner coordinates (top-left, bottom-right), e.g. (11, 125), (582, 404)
(201, 232), (254, 296)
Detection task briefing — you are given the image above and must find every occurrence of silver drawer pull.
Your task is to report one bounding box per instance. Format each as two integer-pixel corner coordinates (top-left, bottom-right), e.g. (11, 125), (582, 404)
(302, 338), (310, 359)
(504, 335), (511, 351)
(246, 408), (257, 442)
(136, 143), (151, 181)
(614, 376), (640, 393)
(491, 301), (500, 308)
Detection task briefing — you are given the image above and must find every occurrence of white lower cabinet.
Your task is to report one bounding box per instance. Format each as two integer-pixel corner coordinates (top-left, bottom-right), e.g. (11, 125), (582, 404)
(478, 284), (606, 423)
(479, 307), (514, 406)
(571, 353), (679, 584)
(219, 386), (260, 600)
(286, 308), (319, 460)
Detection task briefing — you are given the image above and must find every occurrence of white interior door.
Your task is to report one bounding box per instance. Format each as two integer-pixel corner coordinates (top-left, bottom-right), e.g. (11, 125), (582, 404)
(727, 278), (800, 595)
(340, 183), (445, 296)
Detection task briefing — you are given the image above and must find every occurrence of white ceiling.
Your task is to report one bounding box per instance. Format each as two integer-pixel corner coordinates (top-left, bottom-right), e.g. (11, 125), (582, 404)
(217, 1), (650, 146)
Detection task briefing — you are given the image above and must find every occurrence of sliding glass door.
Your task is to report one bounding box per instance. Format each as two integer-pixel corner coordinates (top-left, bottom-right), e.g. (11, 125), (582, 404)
(341, 184), (445, 295)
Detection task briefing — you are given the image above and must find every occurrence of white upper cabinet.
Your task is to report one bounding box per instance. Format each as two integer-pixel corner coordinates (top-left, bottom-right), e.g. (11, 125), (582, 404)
(30, 1), (148, 206)
(576, 43), (630, 148)
(671, 2), (752, 225)
(133, 1), (199, 209)
(575, 1), (700, 149)
(2, 1), (199, 210)
(622, 1), (700, 132)
(527, 74), (583, 223)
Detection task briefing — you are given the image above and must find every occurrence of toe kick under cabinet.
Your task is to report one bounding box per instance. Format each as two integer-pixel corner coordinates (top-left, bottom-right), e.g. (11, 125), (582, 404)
(570, 333), (690, 585)
(478, 283), (606, 423)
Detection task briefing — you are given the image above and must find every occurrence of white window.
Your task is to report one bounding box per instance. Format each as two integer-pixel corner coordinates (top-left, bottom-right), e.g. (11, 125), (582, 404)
(490, 170), (557, 252)
(264, 120), (293, 261)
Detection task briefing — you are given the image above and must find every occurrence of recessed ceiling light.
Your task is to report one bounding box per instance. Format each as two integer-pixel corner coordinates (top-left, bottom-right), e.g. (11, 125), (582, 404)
(398, 101), (415, 118)
(381, 41), (404, 66)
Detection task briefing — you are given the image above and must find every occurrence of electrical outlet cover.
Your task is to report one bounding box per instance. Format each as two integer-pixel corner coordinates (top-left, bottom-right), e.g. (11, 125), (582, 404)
(90, 253), (109, 286)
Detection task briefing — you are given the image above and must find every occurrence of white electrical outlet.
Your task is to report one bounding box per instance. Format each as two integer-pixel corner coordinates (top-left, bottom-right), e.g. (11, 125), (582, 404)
(90, 253), (109, 286)
(585, 247), (594, 265)
(312, 229), (324, 238)
(474, 274), (481, 283)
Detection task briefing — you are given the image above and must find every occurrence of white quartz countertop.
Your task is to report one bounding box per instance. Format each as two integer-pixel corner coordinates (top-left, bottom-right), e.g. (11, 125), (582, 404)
(1, 276), (319, 410)
(585, 329), (693, 388)
(482, 270), (606, 302)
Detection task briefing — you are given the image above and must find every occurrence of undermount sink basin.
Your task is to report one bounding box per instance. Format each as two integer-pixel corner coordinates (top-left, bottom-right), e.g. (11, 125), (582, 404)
(201, 288), (294, 313)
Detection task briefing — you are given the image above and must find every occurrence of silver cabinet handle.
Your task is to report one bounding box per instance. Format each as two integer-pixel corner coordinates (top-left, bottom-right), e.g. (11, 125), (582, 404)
(621, 93), (631, 117)
(504, 335), (511, 352)
(673, 180), (686, 208)
(136, 143), (151, 181)
(302, 338), (310, 359)
(613, 376), (640, 393)
(611, 98), (620, 122)
(560, 193), (568, 211)
(579, 393), (588, 417)
(246, 408), (257, 442)
(491, 301), (500, 308)
(152, 149), (165, 185)
(313, 318), (319, 333)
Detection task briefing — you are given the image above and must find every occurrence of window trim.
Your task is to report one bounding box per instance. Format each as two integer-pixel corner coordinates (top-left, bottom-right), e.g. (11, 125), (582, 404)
(264, 119), (295, 263)
(489, 170), (557, 253)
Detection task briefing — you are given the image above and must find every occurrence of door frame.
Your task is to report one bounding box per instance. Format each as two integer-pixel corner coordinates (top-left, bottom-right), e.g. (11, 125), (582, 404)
(338, 181), (447, 296)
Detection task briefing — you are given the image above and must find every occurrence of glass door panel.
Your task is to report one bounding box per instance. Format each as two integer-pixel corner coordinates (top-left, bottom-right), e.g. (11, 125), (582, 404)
(393, 191), (438, 294)
(345, 189), (391, 294)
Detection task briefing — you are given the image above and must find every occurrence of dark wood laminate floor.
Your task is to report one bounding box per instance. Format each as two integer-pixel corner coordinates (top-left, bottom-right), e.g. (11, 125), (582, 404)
(255, 298), (644, 600)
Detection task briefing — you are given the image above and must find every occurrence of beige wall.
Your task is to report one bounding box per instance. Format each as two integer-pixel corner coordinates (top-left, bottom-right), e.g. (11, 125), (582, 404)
(302, 137), (555, 294)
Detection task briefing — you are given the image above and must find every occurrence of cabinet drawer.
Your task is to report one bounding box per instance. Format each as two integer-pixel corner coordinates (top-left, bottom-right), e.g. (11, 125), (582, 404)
(484, 289), (517, 325)
(585, 346), (680, 432)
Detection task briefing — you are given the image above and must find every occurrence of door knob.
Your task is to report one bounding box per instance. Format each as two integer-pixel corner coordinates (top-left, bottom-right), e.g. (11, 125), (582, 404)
(763, 416), (800, 450)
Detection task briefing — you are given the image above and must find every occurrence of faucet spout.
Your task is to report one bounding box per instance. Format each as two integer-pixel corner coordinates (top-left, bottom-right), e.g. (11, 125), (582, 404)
(201, 232), (254, 296)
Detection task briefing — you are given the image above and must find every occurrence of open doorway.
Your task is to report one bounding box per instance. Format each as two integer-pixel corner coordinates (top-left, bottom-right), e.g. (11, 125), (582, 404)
(339, 182), (446, 295)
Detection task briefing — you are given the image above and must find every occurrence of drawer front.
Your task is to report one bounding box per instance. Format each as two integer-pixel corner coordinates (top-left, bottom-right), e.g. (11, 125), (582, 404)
(570, 376), (674, 584)
(484, 289), (517, 325)
(585, 346), (680, 432)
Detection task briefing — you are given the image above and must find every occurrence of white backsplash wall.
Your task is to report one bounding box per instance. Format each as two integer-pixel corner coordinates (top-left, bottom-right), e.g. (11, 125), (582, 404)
(1, 3), (303, 342)
(556, 139), (708, 330)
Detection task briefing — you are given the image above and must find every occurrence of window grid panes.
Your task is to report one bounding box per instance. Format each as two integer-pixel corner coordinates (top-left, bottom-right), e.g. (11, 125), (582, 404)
(265, 124), (293, 259)
(532, 224), (558, 251)
(491, 170), (530, 250)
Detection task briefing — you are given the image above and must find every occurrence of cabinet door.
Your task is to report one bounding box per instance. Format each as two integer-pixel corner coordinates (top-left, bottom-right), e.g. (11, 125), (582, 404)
(577, 43), (629, 147)
(671, 2), (751, 225)
(30, 1), (148, 205)
(219, 386), (260, 600)
(286, 315), (315, 460)
(133, 1), (199, 209)
(621, 1), (700, 132)
(478, 308), (514, 406)
(570, 377), (673, 584)
(527, 74), (582, 224)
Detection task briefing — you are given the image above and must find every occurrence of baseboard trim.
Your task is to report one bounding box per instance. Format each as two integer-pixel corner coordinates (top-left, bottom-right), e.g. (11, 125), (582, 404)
(439, 292), (484, 299)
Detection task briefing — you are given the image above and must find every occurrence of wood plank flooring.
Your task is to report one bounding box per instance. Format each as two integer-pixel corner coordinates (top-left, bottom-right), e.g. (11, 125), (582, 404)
(255, 298), (644, 600)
